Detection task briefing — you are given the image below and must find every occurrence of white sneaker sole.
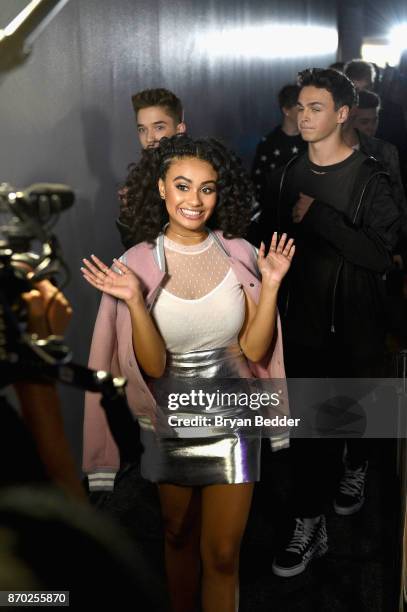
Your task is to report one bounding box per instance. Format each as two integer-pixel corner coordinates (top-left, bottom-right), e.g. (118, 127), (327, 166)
(333, 497), (365, 515)
(272, 540), (328, 578)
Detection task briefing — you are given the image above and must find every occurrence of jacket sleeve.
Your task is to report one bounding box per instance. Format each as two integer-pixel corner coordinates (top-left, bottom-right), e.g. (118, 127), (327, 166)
(300, 174), (400, 273)
(83, 293), (121, 491)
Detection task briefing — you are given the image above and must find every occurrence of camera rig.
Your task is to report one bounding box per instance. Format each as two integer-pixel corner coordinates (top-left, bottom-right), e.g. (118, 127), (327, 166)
(0, 183), (141, 464)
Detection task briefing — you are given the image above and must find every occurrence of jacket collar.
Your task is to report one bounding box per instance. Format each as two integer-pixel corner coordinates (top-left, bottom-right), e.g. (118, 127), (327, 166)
(154, 226), (230, 273)
(150, 227), (261, 305)
(147, 228), (225, 308)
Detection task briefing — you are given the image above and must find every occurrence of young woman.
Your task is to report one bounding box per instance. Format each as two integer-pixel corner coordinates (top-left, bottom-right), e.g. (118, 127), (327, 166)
(82, 135), (294, 612)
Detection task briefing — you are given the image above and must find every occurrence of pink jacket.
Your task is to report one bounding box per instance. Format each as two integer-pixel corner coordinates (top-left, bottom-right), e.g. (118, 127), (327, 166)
(83, 230), (289, 484)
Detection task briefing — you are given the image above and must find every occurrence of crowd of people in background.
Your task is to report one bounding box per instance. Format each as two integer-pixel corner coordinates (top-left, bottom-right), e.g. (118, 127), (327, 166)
(251, 59), (407, 356)
(111, 59), (407, 608)
(88, 56), (406, 608)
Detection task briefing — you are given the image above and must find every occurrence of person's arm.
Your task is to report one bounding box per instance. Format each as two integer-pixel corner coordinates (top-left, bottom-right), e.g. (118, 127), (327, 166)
(83, 292), (120, 492)
(239, 233), (295, 362)
(122, 292), (166, 379)
(294, 175), (400, 273)
(17, 279), (86, 501)
(15, 382), (87, 501)
(81, 255), (166, 378)
(22, 276), (73, 336)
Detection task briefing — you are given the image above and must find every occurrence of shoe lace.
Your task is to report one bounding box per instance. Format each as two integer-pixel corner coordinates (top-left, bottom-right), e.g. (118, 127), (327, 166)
(339, 463), (366, 497)
(286, 518), (316, 554)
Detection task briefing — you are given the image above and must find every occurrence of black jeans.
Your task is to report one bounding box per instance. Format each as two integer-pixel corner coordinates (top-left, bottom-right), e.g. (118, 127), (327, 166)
(283, 337), (383, 518)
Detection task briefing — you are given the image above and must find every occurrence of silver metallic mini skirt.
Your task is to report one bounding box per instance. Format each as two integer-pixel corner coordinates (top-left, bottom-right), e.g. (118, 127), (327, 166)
(140, 344), (261, 485)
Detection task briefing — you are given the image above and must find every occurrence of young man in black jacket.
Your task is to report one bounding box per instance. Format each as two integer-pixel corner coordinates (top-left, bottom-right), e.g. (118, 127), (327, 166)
(270, 68), (400, 578)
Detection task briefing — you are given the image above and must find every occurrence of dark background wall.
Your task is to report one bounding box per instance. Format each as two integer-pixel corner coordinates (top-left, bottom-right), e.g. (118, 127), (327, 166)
(0, 0), (338, 469)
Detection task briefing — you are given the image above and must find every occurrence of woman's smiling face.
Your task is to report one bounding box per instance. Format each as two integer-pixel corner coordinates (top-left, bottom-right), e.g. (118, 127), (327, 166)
(158, 157), (218, 237)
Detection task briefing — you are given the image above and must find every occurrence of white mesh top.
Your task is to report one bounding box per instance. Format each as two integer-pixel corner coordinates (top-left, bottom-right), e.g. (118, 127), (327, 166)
(151, 234), (246, 353)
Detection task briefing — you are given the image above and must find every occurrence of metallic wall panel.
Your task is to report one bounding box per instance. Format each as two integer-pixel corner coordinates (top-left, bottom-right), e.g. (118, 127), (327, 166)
(0, 0), (337, 465)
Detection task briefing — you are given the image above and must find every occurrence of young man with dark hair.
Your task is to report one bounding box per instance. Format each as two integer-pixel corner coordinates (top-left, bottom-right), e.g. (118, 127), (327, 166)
(269, 68), (400, 577)
(251, 84), (306, 215)
(117, 88), (186, 247)
(131, 87), (186, 149)
(344, 59), (375, 91)
(350, 89), (381, 137)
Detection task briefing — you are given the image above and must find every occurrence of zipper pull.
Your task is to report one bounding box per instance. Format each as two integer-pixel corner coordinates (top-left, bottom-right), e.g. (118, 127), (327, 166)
(331, 324), (335, 333)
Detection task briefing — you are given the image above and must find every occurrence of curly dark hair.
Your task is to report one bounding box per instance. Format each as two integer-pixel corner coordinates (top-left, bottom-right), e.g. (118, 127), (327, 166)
(117, 134), (254, 247)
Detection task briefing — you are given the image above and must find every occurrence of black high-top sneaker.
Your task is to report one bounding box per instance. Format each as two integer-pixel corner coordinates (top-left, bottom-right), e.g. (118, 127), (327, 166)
(334, 460), (368, 515)
(272, 515), (328, 577)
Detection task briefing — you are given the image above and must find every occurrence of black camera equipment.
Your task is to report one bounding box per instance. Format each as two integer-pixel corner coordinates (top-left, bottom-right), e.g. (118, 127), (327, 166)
(0, 182), (141, 465)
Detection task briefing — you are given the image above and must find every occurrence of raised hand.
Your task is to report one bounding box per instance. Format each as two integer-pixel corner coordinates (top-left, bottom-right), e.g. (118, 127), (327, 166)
(22, 278), (72, 338)
(257, 232), (295, 287)
(81, 255), (143, 304)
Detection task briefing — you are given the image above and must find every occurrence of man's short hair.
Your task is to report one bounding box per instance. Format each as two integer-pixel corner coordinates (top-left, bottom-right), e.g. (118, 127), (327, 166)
(297, 68), (357, 110)
(278, 84), (300, 110)
(329, 61), (345, 73)
(131, 88), (184, 124)
(357, 89), (381, 110)
(344, 60), (375, 85)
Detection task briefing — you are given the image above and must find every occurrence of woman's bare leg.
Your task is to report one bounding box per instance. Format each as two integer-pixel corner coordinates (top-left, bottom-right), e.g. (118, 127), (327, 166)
(158, 484), (201, 612)
(200, 483), (254, 612)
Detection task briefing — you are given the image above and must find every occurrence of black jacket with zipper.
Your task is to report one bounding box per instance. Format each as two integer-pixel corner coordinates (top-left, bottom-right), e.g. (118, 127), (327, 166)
(271, 154), (401, 356)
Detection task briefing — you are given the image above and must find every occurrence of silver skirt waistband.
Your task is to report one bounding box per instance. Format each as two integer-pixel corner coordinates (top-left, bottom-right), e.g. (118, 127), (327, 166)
(164, 343), (253, 377)
(149, 344), (255, 438)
